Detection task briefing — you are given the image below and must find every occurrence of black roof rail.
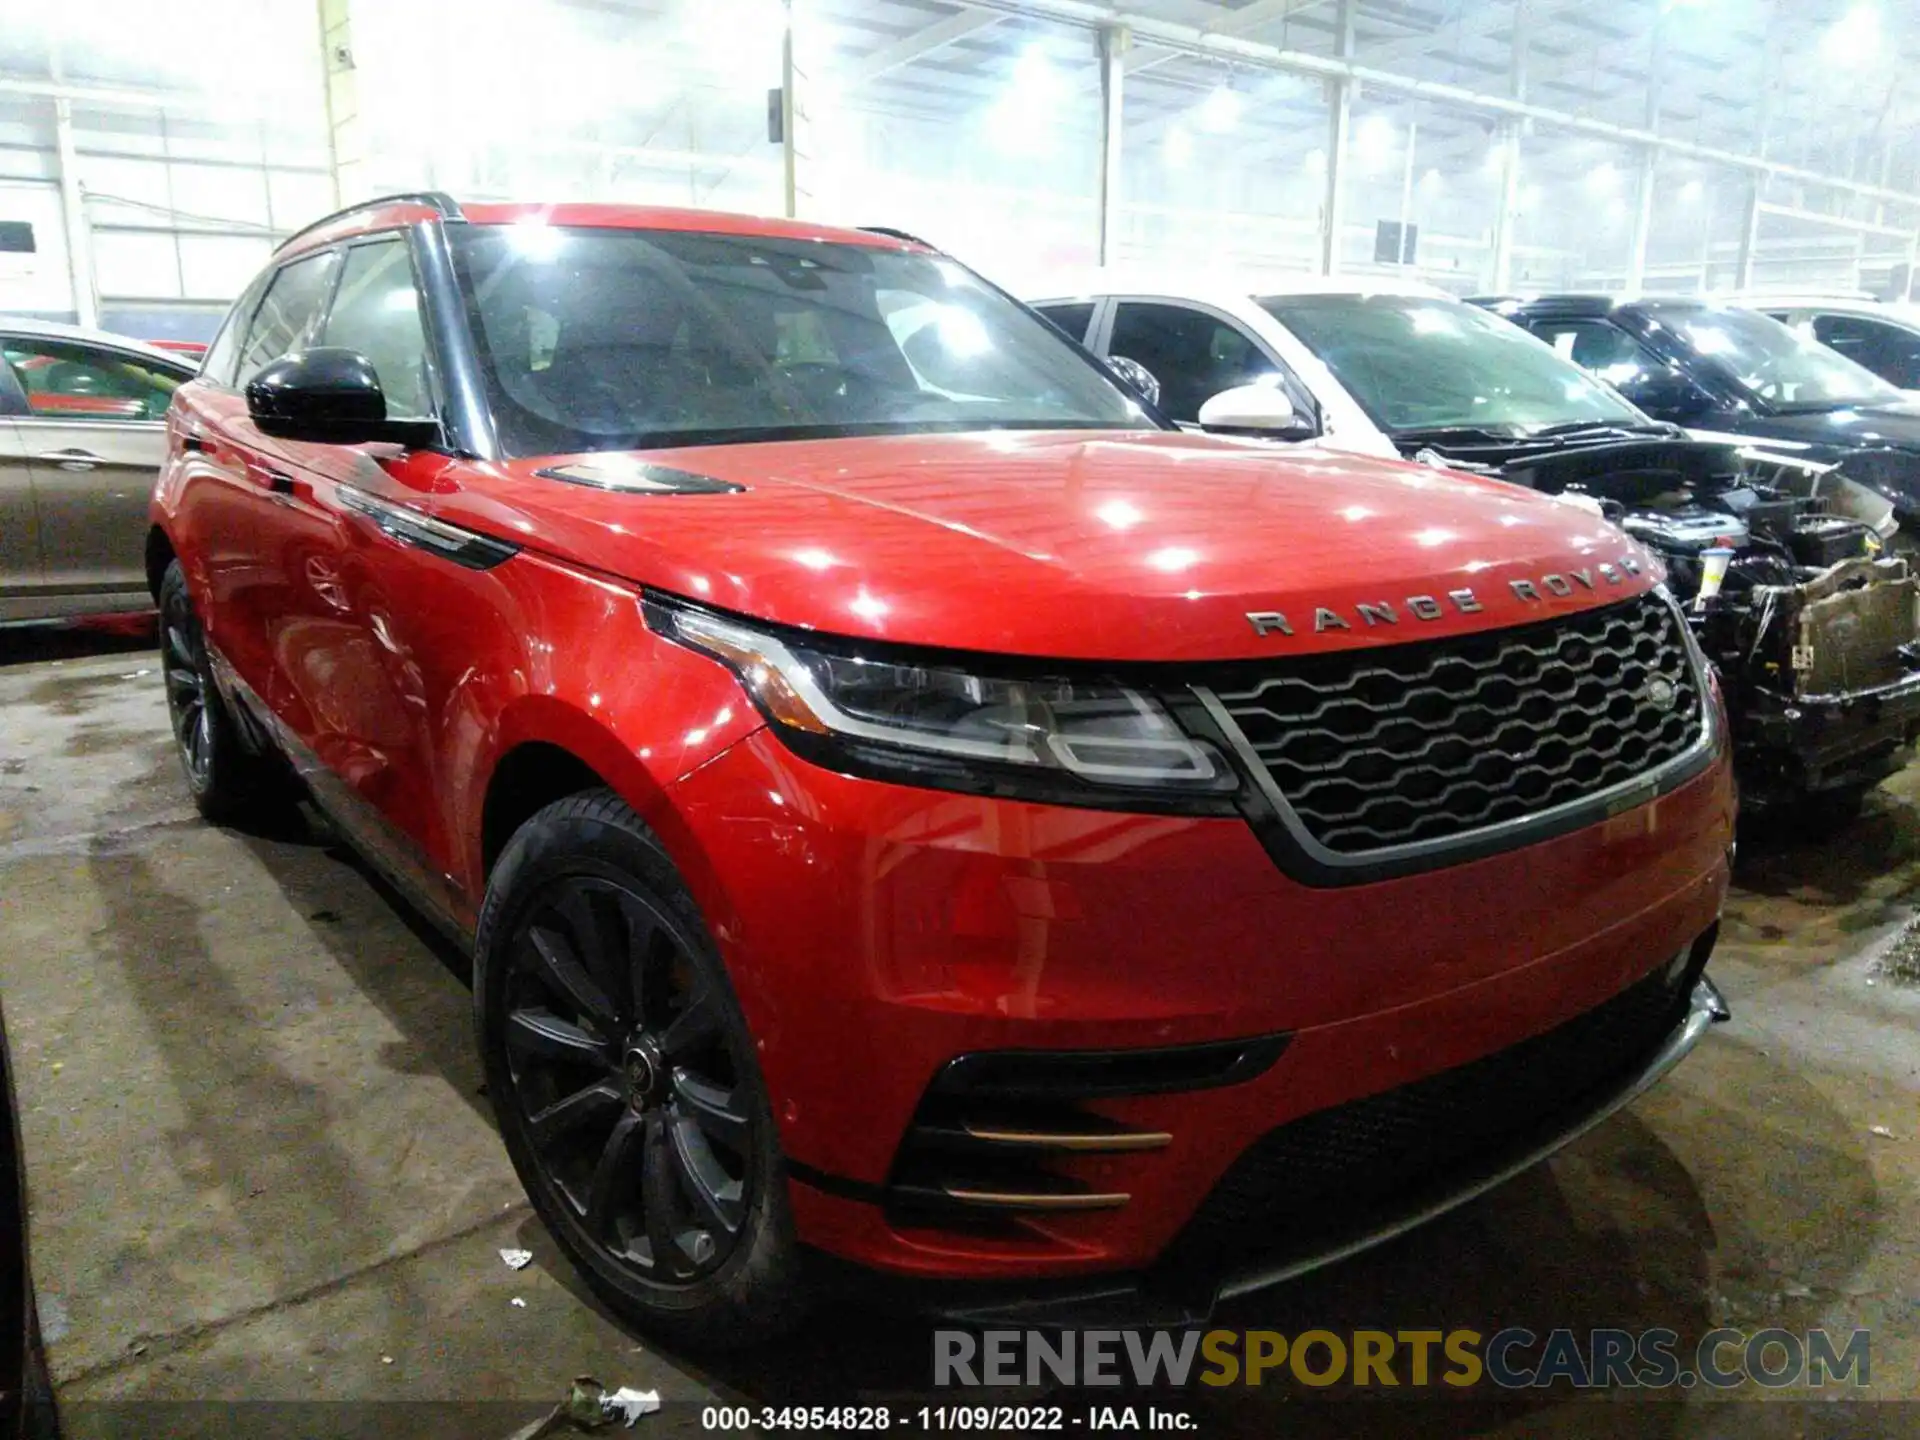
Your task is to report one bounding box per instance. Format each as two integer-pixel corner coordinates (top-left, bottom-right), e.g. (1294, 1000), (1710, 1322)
(858, 225), (937, 250)
(276, 191), (464, 254)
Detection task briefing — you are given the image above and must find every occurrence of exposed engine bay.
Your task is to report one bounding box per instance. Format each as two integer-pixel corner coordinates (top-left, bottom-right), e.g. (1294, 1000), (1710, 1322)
(1493, 438), (1920, 804)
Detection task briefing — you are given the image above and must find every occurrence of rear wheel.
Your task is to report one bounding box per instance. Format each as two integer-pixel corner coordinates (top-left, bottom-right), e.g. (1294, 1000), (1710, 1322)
(158, 560), (286, 825)
(475, 790), (808, 1348)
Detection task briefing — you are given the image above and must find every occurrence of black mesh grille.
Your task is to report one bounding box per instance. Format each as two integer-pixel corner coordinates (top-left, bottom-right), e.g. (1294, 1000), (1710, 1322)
(1209, 592), (1701, 853)
(1164, 956), (1695, 1275)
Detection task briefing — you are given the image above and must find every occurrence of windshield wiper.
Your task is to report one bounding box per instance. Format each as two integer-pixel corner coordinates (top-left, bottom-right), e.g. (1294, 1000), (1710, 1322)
(1391, 425), (1521, 445)
(1527, 419), (1677, 439)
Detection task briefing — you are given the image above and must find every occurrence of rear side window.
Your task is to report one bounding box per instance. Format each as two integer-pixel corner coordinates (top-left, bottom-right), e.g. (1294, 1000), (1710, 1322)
(1035, 302), (1095, 345)
(0, 338), (183, 421)
(1525, 319), (1659, 384)
(1813, 314), (1920, 389)
(321, 240), (435, 421)
(236, 251), (340, 384)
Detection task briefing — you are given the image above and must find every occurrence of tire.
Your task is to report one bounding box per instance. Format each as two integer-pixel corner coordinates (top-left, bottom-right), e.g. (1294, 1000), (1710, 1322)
(474, 789), (808, 1348)
(158, 559), (287, 825)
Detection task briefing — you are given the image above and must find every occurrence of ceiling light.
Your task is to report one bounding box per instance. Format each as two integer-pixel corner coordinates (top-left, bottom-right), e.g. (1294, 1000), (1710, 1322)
(1197, 85), (1242, 134)
(1356, 114), (1396, 169)
(1585, 161), (1620, 194)
(1822, 2), (1881, 64)
(1164, 125), (1194, 166)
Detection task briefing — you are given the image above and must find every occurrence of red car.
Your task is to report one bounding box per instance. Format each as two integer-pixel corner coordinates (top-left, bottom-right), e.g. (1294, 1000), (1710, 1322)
(149, 193), (1735, 1346)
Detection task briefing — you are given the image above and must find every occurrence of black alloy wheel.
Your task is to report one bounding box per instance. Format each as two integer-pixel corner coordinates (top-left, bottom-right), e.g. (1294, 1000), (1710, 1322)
(477, 790), (806, 1345)
(161, 574), (215, 790)
(158, 559), (283, 823)
(500, 873), (753, 1285)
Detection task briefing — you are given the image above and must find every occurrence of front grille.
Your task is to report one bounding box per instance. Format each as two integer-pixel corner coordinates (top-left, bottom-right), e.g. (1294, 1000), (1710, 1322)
(1208, 592), (1702, 854)
(1163, 952), (1697, 1276)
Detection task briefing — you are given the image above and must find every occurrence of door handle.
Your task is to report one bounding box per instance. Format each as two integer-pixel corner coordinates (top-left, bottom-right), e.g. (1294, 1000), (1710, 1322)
(267, 472), (297, 497)
(36, 448), (104, 472)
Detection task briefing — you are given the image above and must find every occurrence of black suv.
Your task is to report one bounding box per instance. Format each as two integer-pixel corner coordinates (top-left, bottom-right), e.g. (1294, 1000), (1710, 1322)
(1480, 295), (1920, 530)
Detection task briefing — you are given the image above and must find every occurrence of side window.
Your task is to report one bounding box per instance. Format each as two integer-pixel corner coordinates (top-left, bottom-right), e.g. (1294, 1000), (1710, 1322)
(200, 272), (269, 389)
(0, 338), (183, 421)
(1527, 320), (1662, 387)
(236, 251), (341, 385)
(1034, 302), (1095, 345)
(1812, 314), (1920, 388)
(1107, 302), (1279, 423)
(320, 240), (435, 421)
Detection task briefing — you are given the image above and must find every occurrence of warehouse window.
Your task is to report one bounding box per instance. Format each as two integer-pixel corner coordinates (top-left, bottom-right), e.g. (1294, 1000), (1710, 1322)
(236, 250), (341, 385)
(321, 240), (435, 421)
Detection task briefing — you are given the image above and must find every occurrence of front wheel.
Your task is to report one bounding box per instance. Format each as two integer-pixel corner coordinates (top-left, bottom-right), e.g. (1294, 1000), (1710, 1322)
(475, 790), (808, 1348)
(158, 559), (287, 825)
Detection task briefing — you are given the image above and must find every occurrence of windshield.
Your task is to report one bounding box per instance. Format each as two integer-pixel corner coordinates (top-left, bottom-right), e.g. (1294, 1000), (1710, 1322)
(449, 225), (1154, 456)
(1257, 293), (1648, 436)
(1642, 302), (1902, 413)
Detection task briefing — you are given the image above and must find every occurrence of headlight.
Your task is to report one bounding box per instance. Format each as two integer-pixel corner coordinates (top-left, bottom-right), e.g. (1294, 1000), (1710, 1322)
(651, 601), (1238, 810)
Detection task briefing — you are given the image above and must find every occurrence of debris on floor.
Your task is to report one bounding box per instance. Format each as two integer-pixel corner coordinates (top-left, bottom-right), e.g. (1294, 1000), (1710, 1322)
(1871, 1125), (1899, 1139)
(511, 1296), (527, 1308)
(500, 1247), (534, 1270)
(1874, 913), (1920, 985)
(507, 1377), (662, 1437)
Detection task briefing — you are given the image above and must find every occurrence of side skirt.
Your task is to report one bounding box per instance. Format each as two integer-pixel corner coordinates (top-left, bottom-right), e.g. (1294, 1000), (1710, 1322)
(206, 648), (479, 948)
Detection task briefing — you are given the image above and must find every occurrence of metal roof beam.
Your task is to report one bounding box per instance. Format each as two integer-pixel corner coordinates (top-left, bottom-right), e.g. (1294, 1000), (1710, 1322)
(847, 9), (1005, 86)
(948, 0), (1920, 209)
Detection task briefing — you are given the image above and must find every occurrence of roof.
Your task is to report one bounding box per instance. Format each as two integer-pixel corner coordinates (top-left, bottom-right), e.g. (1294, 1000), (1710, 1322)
(276, 193), (926, 260)
(0, 315), (201, 373)
(1489, 294), (1722, 318)
(1027, 269), (1448, 307)
(1725, 295), (1920, 323)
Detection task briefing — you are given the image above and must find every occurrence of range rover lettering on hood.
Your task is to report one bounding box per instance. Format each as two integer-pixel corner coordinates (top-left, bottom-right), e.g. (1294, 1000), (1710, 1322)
(1246, 552), (1646, 637)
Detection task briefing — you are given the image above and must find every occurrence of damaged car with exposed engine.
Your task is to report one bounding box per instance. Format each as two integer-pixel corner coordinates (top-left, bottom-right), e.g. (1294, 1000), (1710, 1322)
(1030, 277), (1920, 809)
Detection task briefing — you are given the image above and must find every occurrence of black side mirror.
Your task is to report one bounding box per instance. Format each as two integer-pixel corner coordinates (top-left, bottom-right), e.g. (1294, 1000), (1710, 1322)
(245, 347), (438, 447)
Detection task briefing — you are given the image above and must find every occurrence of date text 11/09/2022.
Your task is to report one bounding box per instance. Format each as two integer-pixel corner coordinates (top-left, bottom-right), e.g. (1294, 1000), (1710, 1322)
(700, 1407), (1194, 1432)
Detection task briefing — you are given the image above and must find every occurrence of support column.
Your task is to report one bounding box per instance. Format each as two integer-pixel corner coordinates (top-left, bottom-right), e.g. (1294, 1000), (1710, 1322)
(1625, 3), (1663, 293)
(1396, 118), (1417, 264)
(1626, 150), (1657, 292)
(1319, 0), (1354, 275)
(1488, 0), (1531, 292)
(316, 0), (358, 206)
(1734, 176), (1765, 290)
(1096, 25), (1127, 268)
(1490, 125), (1521, 291)
(50, 89), (97, 327)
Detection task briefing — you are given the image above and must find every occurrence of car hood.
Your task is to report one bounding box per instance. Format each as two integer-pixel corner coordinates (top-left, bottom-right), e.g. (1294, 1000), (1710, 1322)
(1689, 403), (1920, 515)
(457, 430), (1658, 663)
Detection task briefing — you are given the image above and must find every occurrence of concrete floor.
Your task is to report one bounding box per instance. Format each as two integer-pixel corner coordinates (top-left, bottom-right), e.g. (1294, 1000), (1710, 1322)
(2, 625), (1918, 1438)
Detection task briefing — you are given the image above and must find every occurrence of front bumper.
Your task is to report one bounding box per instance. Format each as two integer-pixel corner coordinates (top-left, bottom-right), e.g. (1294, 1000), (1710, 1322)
(656, 727), (1735, 1288)
(1741, 668), (1920, 796)
(885, 972), (1728, 1327)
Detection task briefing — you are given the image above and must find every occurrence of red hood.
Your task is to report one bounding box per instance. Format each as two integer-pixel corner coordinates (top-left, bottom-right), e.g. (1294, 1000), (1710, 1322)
(448, 430), (1658, 663)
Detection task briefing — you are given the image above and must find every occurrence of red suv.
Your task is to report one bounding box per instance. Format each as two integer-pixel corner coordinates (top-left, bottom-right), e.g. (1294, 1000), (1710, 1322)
(150, 194), (1735, 1345)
